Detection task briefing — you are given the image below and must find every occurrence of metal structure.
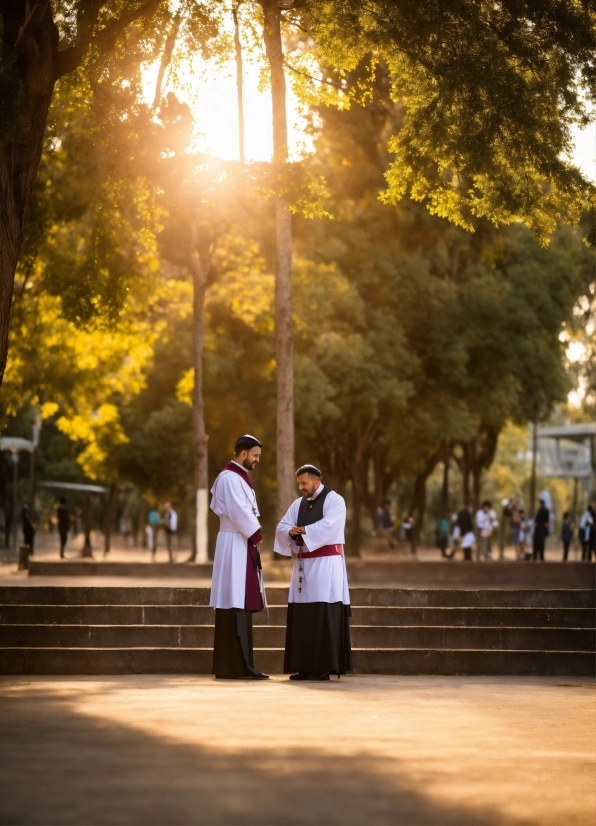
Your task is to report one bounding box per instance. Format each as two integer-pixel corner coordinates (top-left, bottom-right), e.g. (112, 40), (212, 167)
(537, 423), (596, 519)
(1, 436), (35, 553)
(39, 481), (107, 557)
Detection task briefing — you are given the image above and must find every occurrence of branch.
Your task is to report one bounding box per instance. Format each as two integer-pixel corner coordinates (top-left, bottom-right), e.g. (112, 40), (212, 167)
(15, 0), (52, 48)
(94, 0), (163, 54)
(153, 13), (181, 110)
(54, 0), (164, 80)
(284, 60), (343, 89)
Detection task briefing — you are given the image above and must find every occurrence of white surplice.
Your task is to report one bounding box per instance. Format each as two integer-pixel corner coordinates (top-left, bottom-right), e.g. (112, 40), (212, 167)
(274, 487), (350, 605)
(209, 464), (264, 610)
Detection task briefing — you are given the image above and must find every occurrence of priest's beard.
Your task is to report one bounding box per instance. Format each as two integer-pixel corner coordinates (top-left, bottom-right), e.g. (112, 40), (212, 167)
(242, 458), (257, 471)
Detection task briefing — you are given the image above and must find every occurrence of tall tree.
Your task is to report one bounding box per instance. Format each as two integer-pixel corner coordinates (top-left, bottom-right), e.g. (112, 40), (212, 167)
(0, 0), (223, 390)
(259, 0), (295, 518)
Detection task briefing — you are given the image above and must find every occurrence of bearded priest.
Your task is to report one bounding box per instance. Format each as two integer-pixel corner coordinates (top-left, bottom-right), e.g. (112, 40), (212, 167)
(209, 435), (268, 680)
(274, 464), (353, 681)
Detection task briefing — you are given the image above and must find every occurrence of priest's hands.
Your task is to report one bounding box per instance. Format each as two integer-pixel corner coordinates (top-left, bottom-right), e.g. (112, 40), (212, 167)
(289, 526), (306, 537)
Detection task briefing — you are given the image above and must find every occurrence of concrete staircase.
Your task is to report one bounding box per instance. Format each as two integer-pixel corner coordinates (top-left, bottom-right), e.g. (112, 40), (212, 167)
(1, 585), (594, 676)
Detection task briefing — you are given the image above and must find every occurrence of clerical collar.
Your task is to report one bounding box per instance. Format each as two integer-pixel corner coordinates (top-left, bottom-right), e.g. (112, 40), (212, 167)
(231, 460), (247, 471)
(307, 484), (324, 501)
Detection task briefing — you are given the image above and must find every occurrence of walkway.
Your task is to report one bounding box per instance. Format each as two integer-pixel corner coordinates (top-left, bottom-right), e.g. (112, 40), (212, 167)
(0, 675), (593, 824)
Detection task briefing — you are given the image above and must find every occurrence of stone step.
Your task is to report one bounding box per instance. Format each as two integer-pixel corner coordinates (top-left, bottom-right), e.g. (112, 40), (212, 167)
(0, 646), (593, 676)
(27, 560), (595, 589)
(2, 603), (593, 628)
(2, 586), (593, 608)
(1, 623), (592, 652)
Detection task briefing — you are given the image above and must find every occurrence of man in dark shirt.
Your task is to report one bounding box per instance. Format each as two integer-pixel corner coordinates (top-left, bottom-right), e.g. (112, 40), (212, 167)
(456, 503), (476, 561)
(532, 499), (550, 561)
(21, 503), (36, 555)
(57, 498), (70, 558)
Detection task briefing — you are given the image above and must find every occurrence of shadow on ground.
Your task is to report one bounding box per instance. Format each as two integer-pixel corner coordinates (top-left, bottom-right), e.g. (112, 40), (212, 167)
(0, 686), (513, 826)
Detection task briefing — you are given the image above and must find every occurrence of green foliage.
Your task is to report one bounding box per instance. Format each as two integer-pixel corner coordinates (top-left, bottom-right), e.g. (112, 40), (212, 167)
(307, 0), (596, 242)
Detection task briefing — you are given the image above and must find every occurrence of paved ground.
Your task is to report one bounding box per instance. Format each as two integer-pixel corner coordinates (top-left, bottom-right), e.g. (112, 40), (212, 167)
(0, 675), (593, 825)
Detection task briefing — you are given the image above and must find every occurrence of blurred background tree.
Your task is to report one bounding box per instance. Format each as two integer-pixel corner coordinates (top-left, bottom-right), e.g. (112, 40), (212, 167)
(1, 0), (594, 556)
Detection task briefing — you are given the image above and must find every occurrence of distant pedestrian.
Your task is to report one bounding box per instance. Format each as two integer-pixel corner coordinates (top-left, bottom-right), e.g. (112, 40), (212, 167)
(376, 500), (396, 549)
(147, 506), (160, 557)
(400, 515), (415, 554)
(455, 503), (476, 561)
(57, 497), (70, 559)
(72, 507), (82, 538)
(476, 500), (498, 560)
(532, 499), (550, 561)
(512, 509), (529, 560)
(21, 502), (36, 555)
(561, 512), (574, 561)
(589, 505), (596, 561)
(434, 515), (451, 558)
(579, 503), (595, 561)
(163, 501), (178, 562)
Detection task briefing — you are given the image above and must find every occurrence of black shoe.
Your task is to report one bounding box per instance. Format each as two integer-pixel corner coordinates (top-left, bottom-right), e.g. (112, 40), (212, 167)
(251, 672), (269, 680)
(307, 674), (330, 681)
(289, 672), (310, 681)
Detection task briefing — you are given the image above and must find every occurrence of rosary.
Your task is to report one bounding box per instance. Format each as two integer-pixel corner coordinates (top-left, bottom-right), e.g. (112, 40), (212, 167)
(242, 486), (258, 518)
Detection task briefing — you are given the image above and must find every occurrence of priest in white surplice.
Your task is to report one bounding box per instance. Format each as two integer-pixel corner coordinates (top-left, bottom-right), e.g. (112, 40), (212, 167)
(274, 464), (352, 681)
(209, 435), (268, 680)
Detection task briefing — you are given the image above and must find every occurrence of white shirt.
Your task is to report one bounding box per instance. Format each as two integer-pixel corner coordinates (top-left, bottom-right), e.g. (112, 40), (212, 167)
(166, 509), (178, 532)
(476, 508), (497, 537)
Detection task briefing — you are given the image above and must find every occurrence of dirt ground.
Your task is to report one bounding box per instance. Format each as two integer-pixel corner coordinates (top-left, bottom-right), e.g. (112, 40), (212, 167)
(0, 674), (593, 825)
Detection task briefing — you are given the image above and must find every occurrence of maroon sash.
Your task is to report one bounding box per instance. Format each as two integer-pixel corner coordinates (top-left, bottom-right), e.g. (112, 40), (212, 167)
(298, 543), (343, 559)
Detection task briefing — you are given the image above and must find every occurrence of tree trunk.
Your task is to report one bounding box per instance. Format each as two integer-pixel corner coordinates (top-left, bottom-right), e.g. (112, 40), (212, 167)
(529, 420), (538, 516)
(472, 464), (482, 509)
(408, 454), (440, 553)
(138, 499), (147, 548)
(441, 456), (450, 515)
(188, 253), (209, 563)
(347, 476), (363, 556)
(408, 471), (427, 555)
(232, 1), (245, 164)
(462, 443), (471, 505)
(261, 2), (294, 520)
(0, 75), (55, 387)
(0, 1), (164, 392)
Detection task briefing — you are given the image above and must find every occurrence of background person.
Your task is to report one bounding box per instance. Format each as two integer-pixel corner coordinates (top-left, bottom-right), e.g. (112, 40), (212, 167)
(456, 503), (476, 561)
(561, 511), (574, 561)
(147, 506), (160, 556)
(163, 502), (177, 562)
(476, 500), (498, 560)
(434, 514), (451, 558)
(21, 502), (36, 555)
(532, 499), (550, 561)
(376, 500), (396, 549)
(57, 497), (69, 558)
(579, 504), (594, 561)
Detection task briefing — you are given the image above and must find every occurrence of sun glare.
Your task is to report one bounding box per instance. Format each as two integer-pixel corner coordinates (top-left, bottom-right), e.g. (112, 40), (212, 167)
(142, 50), (310, 163)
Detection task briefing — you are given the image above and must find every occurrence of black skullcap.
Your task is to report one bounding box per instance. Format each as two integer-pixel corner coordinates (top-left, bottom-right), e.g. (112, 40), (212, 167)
(234, 434), (262, 452)
(295, 464), (322, 478)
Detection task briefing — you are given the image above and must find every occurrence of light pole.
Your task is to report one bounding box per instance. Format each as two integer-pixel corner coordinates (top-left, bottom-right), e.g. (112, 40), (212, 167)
(10, 450), (18, 553)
